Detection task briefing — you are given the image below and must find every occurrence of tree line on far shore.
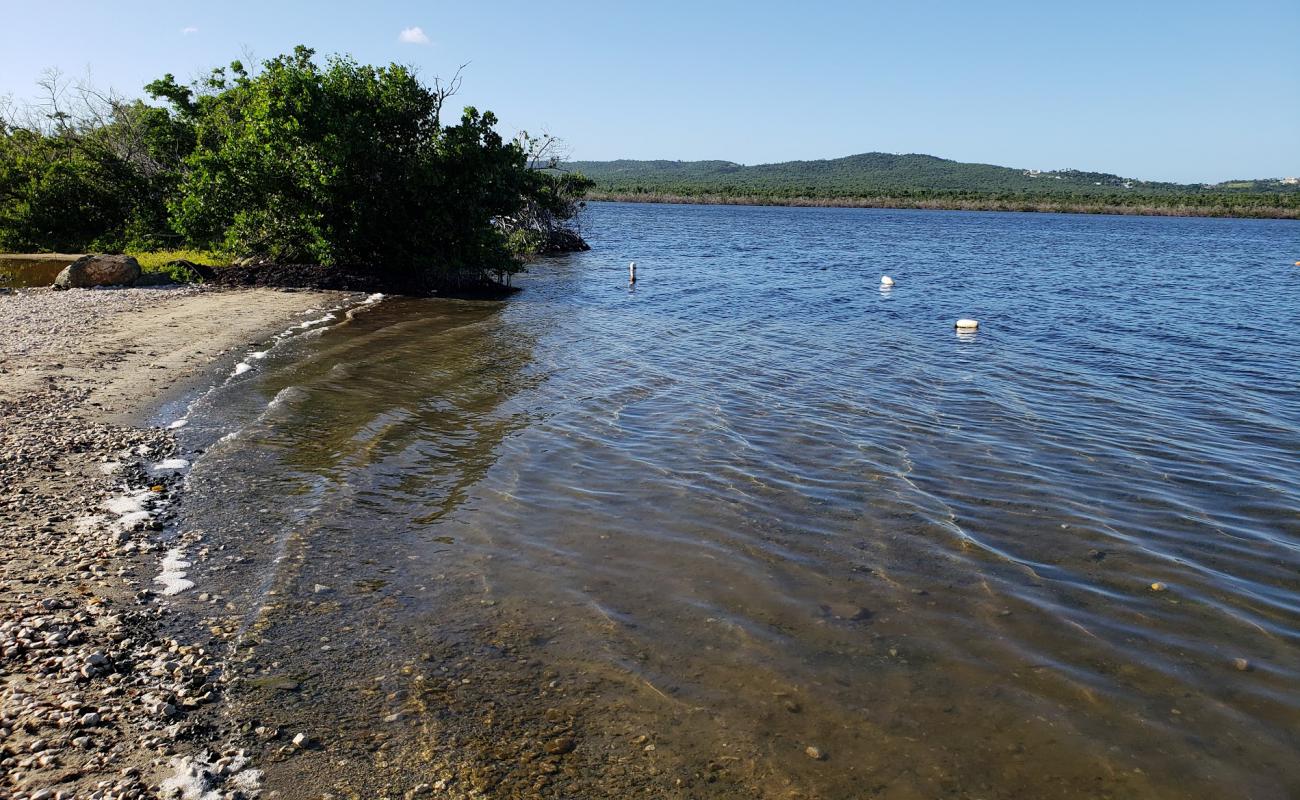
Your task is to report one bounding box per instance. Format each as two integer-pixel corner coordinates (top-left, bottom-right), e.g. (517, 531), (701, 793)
(0, 46), (592, 288)
(567, 155), (1300, 220)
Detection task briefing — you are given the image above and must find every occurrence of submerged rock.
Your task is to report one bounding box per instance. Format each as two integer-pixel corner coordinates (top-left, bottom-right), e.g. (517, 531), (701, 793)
(821, 603), (873, 622)
(54, 254), (142, 288)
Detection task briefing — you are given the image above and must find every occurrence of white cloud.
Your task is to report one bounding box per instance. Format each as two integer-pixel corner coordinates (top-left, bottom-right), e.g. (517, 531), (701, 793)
(181, 26), (198, 35)
(398, 26), (430, 45)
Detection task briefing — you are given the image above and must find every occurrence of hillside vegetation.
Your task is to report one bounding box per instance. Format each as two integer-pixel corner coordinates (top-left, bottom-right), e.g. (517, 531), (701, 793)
(566, 153), (1299, 218)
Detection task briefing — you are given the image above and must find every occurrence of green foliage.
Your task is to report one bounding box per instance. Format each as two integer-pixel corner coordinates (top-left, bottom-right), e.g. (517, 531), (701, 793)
(503, 151), (595, 258)
(0, 124), (150, 252)
(1, 47), (590, 287)
(0, 73), (195, 252)
(149, 46), (581, 283)
(128, 249), (230, 271)
(567, 154), (1299, 217)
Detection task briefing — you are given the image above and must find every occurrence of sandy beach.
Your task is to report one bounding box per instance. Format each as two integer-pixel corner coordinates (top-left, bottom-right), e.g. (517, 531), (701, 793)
(0, 286), (360, 800)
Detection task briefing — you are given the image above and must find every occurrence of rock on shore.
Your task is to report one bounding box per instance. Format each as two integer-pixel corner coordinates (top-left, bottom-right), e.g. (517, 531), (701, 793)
(54, 255), (142, 289)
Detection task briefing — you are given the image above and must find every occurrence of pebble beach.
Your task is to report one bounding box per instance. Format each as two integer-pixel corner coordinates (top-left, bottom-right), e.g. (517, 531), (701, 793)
(0, 286), (355, 800)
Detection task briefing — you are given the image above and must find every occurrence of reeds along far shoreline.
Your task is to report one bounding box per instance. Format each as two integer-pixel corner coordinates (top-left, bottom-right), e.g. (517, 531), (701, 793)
(584, 192), (1300, 220)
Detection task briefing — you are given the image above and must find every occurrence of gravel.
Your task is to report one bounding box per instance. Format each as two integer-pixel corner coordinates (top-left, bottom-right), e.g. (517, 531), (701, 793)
(0, 286), (336, 800)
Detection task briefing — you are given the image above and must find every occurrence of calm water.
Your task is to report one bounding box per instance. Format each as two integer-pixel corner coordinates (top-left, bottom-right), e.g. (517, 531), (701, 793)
(0, 256), (70, 287)
(171, 204), (1300, 798)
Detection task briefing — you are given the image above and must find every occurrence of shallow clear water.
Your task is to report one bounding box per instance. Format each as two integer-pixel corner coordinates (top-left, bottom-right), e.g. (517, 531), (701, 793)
(173, 204), (1300, 798)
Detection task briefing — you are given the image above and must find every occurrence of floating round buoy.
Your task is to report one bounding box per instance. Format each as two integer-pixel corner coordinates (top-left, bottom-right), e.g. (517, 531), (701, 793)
(955, 318), (979, 330)
(880, 275), (894, 287)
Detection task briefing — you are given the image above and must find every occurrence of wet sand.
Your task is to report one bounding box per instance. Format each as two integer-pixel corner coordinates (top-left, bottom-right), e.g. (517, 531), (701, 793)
(0, 286), (358, 799)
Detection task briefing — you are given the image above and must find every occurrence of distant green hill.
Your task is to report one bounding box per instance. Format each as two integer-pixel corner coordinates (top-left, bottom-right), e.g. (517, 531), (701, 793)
(562, 153), (1299, 218)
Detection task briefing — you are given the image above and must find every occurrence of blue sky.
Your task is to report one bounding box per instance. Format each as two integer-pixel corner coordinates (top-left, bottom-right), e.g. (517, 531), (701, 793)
(1, 0), (1295, 183)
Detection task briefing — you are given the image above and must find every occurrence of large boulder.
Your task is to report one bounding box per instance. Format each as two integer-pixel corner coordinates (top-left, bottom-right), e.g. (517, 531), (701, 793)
(54, 254), (142, 289)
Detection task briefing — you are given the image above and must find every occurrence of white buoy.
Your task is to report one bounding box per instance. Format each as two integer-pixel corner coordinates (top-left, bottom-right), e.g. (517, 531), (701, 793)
(955, 318), (979, 330)
(629, 261), (637, 284)
(880, 275), (894, 287)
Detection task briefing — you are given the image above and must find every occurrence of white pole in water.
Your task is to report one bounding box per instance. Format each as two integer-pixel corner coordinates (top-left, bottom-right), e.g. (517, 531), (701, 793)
(629, 261), (637, 284)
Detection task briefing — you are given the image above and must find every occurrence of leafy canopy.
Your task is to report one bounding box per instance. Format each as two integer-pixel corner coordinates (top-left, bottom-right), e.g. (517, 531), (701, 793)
(1, 46), (591, 287)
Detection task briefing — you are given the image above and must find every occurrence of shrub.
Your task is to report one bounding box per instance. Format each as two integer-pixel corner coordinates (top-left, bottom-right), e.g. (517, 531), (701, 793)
(1, 48), (590, 289)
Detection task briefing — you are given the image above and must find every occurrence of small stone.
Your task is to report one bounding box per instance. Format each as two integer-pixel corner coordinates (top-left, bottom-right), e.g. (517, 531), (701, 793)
(292, 732), (310, 747)
(822, 604), (872, 622)
(1233, 658), (1250, 672)
(804, 746), (825, 761)
(313, 584), (332, 594)
(1150, 582), (1167, 592)
(545, 736), (575, 755)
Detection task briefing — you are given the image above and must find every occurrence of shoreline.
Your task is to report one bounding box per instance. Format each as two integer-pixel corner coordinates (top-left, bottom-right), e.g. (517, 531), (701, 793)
(584, 191), (1300, 220)
(0, 285), (370, 799)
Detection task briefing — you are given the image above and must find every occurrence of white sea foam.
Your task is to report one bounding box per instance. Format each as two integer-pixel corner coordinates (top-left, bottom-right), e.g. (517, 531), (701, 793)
(151, 458), (191, 472)
(168, 418), (189, 430)
(156, 548), (194, 595)
(103, 489), (151, 516)
(364, 292), (385, 304)
(294, 313), (336, 330)
(231, 362), (253, 377)
(102, 489), (154, 534)
(160, 751), (260, 800)
(249, 350), (269, 360)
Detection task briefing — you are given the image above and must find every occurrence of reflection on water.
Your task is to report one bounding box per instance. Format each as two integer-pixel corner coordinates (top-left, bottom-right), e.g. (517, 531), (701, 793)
(0, 257), (71, 287)
(173, 204), (1300, 798)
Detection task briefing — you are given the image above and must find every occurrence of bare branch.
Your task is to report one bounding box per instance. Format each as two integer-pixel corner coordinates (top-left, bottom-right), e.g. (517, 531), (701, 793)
(429, 62), (469, 125)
